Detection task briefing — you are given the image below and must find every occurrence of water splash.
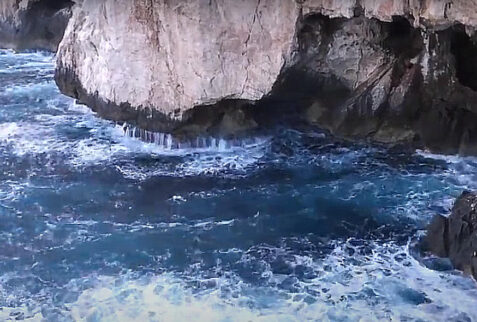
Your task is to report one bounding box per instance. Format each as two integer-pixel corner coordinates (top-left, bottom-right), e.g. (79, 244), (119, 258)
(122, 124), (267, 153)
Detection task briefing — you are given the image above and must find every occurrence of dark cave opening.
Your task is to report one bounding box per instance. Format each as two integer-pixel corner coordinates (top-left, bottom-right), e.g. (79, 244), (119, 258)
(252, 14), (349, 128)
(16, 0), (74, 50)
(450, 25), (477, 91)
(33, 0), (74, 11)
(383, 16), (423, 59)
(297, 13), (336, 54)
(387, 16), (413, 39)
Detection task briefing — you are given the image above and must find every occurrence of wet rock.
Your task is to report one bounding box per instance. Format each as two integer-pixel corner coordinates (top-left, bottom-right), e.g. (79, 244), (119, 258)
(421, 257), (453, 272)
(396, 286), (431, 305)
(0, 0), (72, 51)
(423, 191), (477, 280)
(424, 214), (448, 258)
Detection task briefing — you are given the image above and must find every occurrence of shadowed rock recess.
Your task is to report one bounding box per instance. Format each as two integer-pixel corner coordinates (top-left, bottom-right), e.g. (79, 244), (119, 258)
(0, 0), (73, 51)
(423, 191), (477, 281)
(36, 0), (477, 153)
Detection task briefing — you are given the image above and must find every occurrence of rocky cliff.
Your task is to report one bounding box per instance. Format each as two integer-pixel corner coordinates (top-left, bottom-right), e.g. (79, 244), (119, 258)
(423, 191), (477, 281)
(0, 0), (72, 51)
(55, 0), (477, 152)
(56, 0), (300, 135)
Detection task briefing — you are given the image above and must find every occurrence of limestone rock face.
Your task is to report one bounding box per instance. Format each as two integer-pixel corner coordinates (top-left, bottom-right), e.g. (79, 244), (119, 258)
(56, 0), (299, 124)
(302, 0), (477, 29)
(0, 0), (72, 51)
(423, 191), (477, 280)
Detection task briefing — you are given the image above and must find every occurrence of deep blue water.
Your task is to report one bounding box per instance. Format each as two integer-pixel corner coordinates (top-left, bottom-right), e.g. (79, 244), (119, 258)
(0, 50), (477, 321)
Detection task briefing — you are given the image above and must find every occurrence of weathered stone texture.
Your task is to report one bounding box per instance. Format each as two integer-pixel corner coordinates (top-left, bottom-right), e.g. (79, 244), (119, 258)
(57, 0), (299, 121)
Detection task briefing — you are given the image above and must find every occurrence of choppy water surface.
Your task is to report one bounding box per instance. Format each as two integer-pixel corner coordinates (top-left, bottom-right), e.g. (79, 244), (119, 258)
(1, 50), (477, 321)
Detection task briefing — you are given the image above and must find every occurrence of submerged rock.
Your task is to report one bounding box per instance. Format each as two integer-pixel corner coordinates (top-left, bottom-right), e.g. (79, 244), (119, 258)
(0, 0), (72, 51)
(52, 0), (477, 151)
(423, 191), (477, 280)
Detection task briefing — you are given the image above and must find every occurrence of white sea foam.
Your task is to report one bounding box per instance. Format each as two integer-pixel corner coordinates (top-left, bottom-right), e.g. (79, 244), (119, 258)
(69, 138), (128, 167)
(417, 150), (477, 190)
(416, 149), (467, 163)
(0, 50), (54, 75)
(0, 101), (268, 176)
(2, 239), (476, 322)
(0, 122), (20, 140)
(0, 49), (53, 61)
(0, 81), (55, 97)
(119, 124), (270, 156)
(0, 121), (59, 156)
(114, 134), (269, 179)
(301, 241), (477, 321)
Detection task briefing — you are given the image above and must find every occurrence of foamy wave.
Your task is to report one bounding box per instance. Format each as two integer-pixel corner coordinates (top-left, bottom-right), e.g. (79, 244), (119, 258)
(0, 122), (60, 156)
(0, 117), (268, 178)
(301, 240), (477, 320)
(0, 122), (20, 140)
(0, 81), (55, 97)
(69, 138), (128, 167)
(67, 275), (268, 322)
(417, 150), (477, 190)
(114, 131), (269, 179)
(3, 238), (476, 321)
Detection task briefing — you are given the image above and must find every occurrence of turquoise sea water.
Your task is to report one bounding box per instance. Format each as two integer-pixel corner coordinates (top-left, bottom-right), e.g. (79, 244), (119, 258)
(0, 50), (477, 321)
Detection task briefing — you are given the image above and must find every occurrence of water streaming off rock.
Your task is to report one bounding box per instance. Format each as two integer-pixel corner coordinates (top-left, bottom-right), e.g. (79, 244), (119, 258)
(122, 125), (268, 152)
(0, 50), (477, 321)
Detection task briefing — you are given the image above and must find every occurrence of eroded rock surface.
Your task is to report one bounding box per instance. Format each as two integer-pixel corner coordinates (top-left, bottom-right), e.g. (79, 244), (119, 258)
(56, 0), (299, 133)
(291, 14), (477, 154)
(0, 0), (72, 51)
(423, 191), (477, 280)
(55, 0), (477, 150)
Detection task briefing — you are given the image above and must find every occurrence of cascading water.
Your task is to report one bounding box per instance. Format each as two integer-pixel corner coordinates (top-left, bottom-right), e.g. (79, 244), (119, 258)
(1, 49), (477, 321)
(121, 124), (267, 152)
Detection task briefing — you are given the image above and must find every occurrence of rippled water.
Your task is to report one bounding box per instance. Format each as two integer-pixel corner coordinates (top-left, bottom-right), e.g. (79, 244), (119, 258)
(1, 50), (477, 321)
